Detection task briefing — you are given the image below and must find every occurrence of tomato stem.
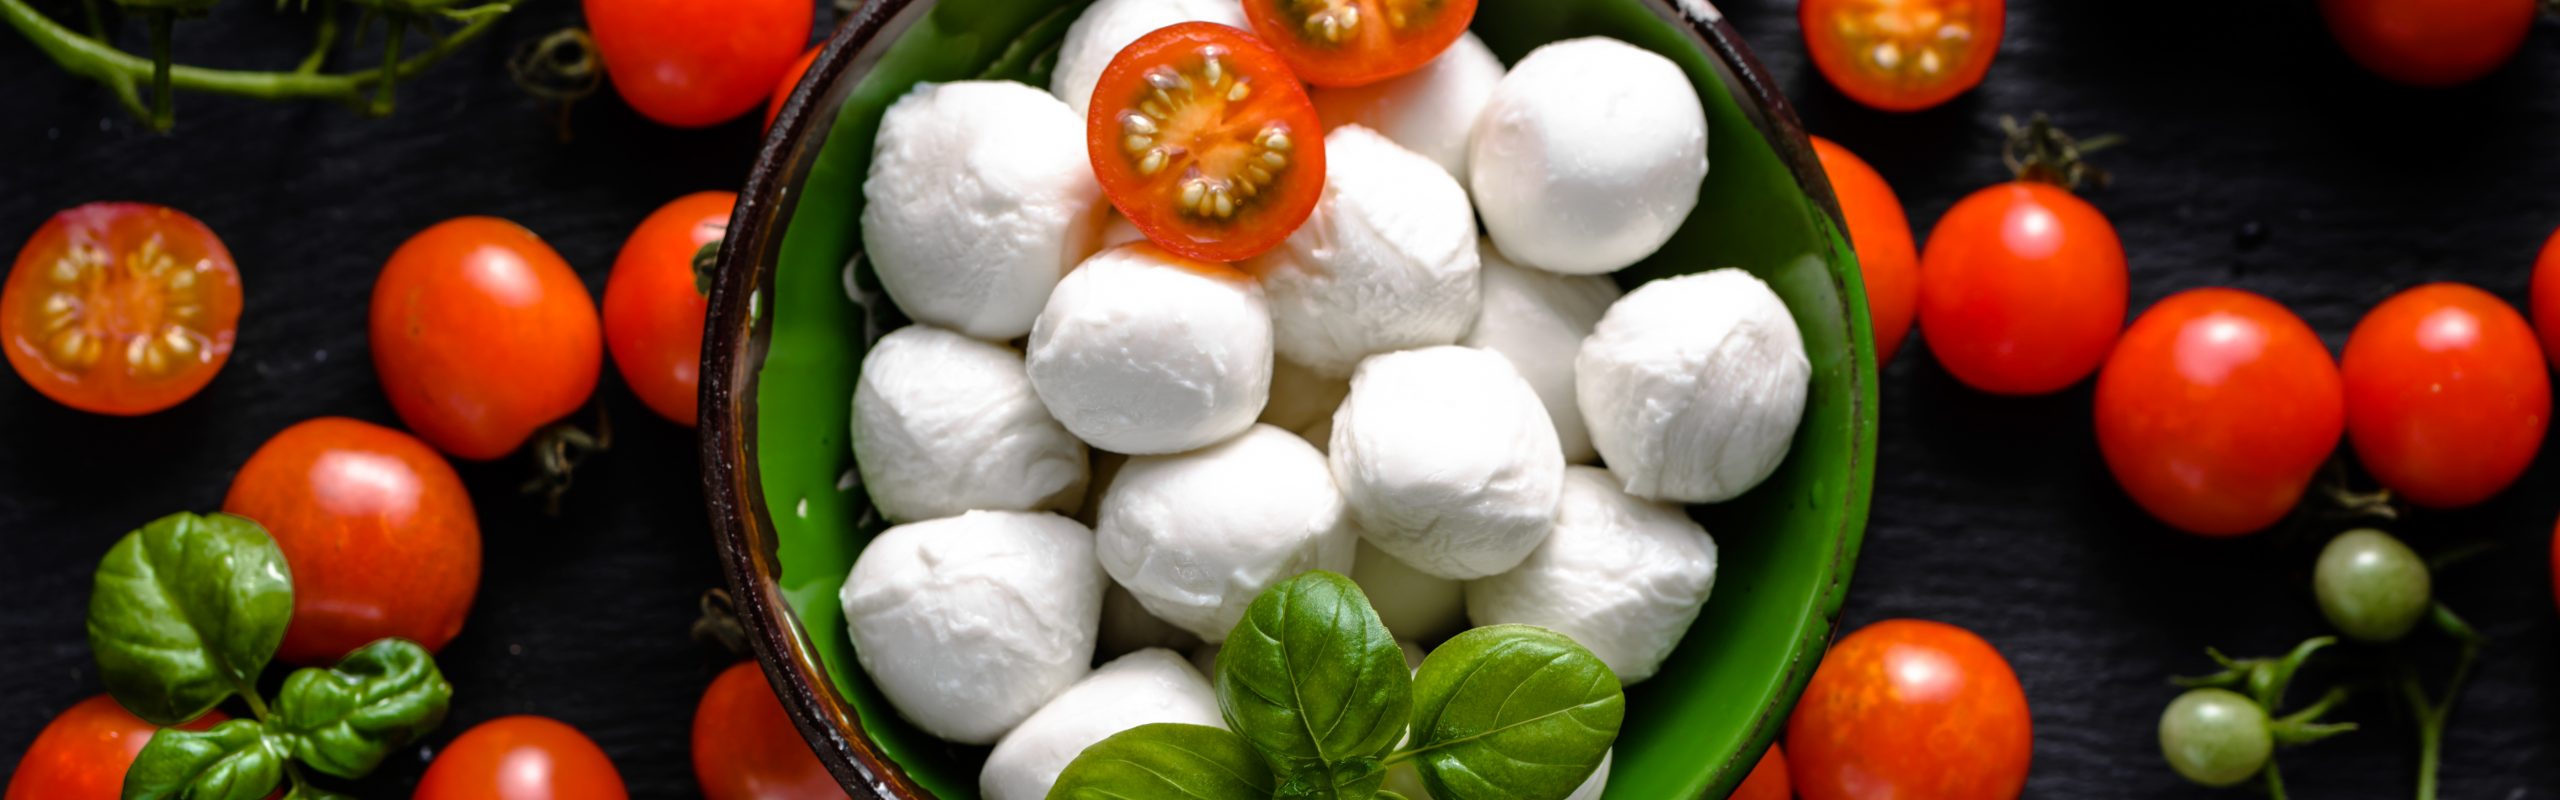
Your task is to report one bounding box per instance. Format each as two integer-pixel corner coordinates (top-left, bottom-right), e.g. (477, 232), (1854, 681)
(146, 10), (172, 129)
(692, 238), (724, 298)
(519, 407), (613, 516)
(506, 26), (602, 142)
(294, 0), (338, 75)
(2400, 603), (2480, 800)
(1999, 113), (2119, 192)
(691, 588), (753, 658)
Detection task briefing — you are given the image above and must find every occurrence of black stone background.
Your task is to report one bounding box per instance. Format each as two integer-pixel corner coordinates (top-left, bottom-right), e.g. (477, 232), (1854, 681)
(3, 0), (2558, 796)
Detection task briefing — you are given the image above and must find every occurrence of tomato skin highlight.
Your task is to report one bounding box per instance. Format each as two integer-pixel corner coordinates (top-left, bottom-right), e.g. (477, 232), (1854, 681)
(1728, 744), (1791, 800)
(5, 696), (227, 800)
(1918, 181), (2127, 395)
(2340, 283), (2549, 509)
(370, 217), (603, 461)
(604, 192), (731, 427)
(1799, 0), (2005, 112)
(693, 662), (847, 800)
(1087, 22), (1327, 264)
(2528, 226), (2560, 369)
(1809, 136), (1919, 367)
(764, 47), (821, 131)
(2095, 289), (2343, 537)
(1242, 0), (1479, 88)
(416, 716), (630, 800)
(1788, 619), (2032, 800)
(2, 202), (242, 416)
(2318, 0), (2534, 87)
(584, 0), (813, 127)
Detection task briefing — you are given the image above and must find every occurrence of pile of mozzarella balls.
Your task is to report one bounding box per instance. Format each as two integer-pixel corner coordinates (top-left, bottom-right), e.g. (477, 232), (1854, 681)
(837, 1), (1811, 797)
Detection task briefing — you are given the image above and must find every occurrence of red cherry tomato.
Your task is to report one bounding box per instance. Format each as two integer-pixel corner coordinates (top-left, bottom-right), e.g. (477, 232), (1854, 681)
(416, 716), (629, 800)
(1800, 0), (2005, 112)
(1810, 136), (1919, 366)
(693, 662), (846, 800)
(2527, 225), (2560, 368)
(6, 696), (226, 800)
(1241, 0), (1477, 88)
(1088, 23), (1327, 264)
(1788, 619), (2033, 800)
(2340, 283), (2549, 509)
(2, 203), (241, 415)
(604, 192), (731, 427)
(1728, 743), (1791, 800)
(2095, 289), (2344, 537)
(1918, 181), (2127, 395)
(223, 417), (481, 664)
(2318, 0), (2535, 87)
(584, 0), (813, 128)
(764, 47), (821, 130)
(371, 217), (602, 461)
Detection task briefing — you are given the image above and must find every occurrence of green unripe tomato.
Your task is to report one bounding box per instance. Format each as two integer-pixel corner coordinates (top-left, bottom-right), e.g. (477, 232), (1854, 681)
(2159, 688), (2272, 787)
(2313, 528), (2431, 643)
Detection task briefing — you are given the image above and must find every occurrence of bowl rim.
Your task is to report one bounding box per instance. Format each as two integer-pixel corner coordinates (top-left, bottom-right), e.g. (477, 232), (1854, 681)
(699, 1), (1869, 797)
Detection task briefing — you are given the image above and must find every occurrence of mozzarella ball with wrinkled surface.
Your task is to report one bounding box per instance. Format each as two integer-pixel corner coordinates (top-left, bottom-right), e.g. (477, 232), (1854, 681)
(1460, 240), (1622, 464)
(1311, 33), (1505, 188)
(1028, 244), (1273, 454)
(863, 81), (1104, 340)
(852, 326), (1089, 523)
(1098, 425), (1355, 641)
(1096, 581), (1199, 660)
(1468, 467), (1717, 684)
(840, 511), (1103, 744)
(1248, 125), (1481, 378)
(1579, 269), (1809, 503)
(1351, 540), (1465, 643)
(1331, 346), (1564, 579)
(1471, 37), (1708, 275)
(1049, 0), (1246, 116)
(980, 648), (1222, 800)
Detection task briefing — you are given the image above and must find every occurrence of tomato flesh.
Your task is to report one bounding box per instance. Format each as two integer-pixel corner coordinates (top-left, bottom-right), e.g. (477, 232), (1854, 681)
(370, 217), (602, 461)
(694, 662), (846, 800)
(1800, 0), (2005, 112)
(2341, 283), (2548, 509)
(1918, 181), (2128, 395)
(1809, 136), (1919, 366)
(2319, 0), (2534, 87)
(1788, 619), (2032, 800)
(1088, 22), (1326, 264)
(416, 716), (630, 800)
(6, 696), (226, 800)
(2, 203), (241, 415)
(604, 192), (731, 427)
(1243, 0), (1477, 87)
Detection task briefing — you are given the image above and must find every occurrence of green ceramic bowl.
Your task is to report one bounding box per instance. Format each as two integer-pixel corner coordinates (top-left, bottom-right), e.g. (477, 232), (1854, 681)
(701, 1), (1877, 796)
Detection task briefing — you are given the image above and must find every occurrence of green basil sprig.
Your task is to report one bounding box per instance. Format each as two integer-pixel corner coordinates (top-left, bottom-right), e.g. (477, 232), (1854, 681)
(1051, 571), (1624, 800)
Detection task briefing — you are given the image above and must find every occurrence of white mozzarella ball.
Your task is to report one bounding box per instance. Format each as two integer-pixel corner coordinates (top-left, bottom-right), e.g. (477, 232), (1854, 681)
(1248, 125), (1481, 378)
(840, 511), (1103, 744)
(1028, 244), (1273, 454)
(1471, 37), (1708, 275)
(1330, 346), (1564, 579)
(1311, 33), (1505, 188)
(980, 648), (1223, 800)
(1096, 581), (1201, 660)
(1386, 750), (1609, 799)
(1578, 269), (1809, 503)
(1258, 357), (1351, 437)
(863, 81), (1104, 340)
(851, 326), (1089, 523)
(1467, 467), (1717, 684)
(1350, 540), (1465, 643)
(1049, 0), (1247, 116)
(1459, 241), (1622, 464)
(1097, 425), (1355, 641)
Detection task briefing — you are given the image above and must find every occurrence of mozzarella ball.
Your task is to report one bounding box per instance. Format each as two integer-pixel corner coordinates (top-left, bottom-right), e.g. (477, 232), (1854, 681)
(1330, 346), (1564, 579)
(1028, 244), (1273, 454)
(1471, 38), (1708, 275)
(1097, 425), (1355, 641)
(1467, 467), (1717, 684)
(1248, 125), (1481, 378)
(1350, 540), (1465, 643)
(1459, 241), (1621, 464)
(1096, 581), (1200, 660)
(840, 511), (1103, 744)
(852, 326), (1089, 523)
(1050, 0), (1246, 115)
(1387, 751), (1610, 800)
(1578, 269), (1809, 503)
(1311, 33), (1505, 188)
(980, 648), (1223, 800)
(863, 81), (1104, 340)
(1259, 357), (1351, 437)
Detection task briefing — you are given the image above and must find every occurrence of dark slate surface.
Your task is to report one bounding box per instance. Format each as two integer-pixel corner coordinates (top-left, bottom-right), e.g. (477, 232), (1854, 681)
(3, 0), (2556, 797)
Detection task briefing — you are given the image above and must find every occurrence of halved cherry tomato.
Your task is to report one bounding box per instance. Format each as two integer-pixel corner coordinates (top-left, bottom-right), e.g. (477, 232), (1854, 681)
(1810, 136), (1919, 366)
(1088, 22), (1327, 263)
(371, 217), (602, 461)
(2319, 0), (2535, 87)
(1788, 619), (2032, 800)
(2527, 225), (2560, 368)
(1241, 0), (1477, 88)
(604, 192), (731, 427)
(584, 0), (813, 128)
(416, 716), (629, 800)
(1728, 743), (1791, 800)
(6, 695), (226, 800)
(2096, 289), (2343, 537)
(694, 662), (846, 800)
(1918, 181), (2127, 395)
(2341, 283), (2548, 509)
(764, 47), (821, 130)
(1800, 0), (2005, 112)
(2, 203), (241, 415)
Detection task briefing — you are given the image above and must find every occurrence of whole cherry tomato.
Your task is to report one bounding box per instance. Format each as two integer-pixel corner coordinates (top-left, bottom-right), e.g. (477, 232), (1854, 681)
(2, 203), (241, 415)
(6, 695), (226, 800)
(2340, 283), (2549, 509)
(1810, 136), (1919, 366)
(2526, 225), (2560, 368)
(1788, 619), (2033, 800)
(764, 47), (821, 130)
(371, 217), (601, 461)
(2095, 289), (2343, 536)
(694, 662), (846, 800)
(1729, 743), (1791, 800)
(2318, 0), (2535, 87)
(584, 0), (813, 128)
(1088, 23), (1327, 263)
(1800, 0), (2005, 112)
(223, 417), (481, 664)
(416, 716), (629, 800)
(604, 192), (731, 427)
(1241, 0), (1479, 87)
(1918, 180), (2128, 395)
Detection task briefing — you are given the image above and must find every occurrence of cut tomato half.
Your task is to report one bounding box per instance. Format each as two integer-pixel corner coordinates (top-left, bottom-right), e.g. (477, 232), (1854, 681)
(1, 203), (242, 415)
(1088, 22), (1327, 264)
(1800, 0), (2005, 112)
(1243, 0), (1477, 87)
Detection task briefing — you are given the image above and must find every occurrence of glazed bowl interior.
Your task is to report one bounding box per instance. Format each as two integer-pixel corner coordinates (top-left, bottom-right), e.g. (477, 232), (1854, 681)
(704, 0), (1878, 796)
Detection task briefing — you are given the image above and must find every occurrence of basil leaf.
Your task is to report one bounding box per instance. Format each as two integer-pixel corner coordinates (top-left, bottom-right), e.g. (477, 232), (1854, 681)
(1047, 723), (1274, 800)
(285, 787), (356, 800)
(272, 638), (453, 779)
(1377, 793), (1409, 800)
(88, 512), (293, 725)
(1217, 571), (1412, 767)
(1276, 758), (1385, 800)
(122, 719), (288, 800)
(1406, 625), (1624, 800)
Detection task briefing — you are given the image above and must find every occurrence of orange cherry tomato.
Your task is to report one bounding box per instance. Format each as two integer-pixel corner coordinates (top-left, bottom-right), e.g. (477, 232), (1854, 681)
(1241, 0), (1477, 88)
(764, 47), (821, 130)
(1088, 22), (1327, 263)
(693, 662), (846, 800)
(370, 217), (602, 461)
(1918, 181), (2127, 395)
(6, 696), (226, 800)
(2527, 225), (2560, 368)
(584, 0), (813, 127)
(1788, 619), (2032, 800)
(1800, 0), (2005, 112)
(416, 716), (629, 800)
(2340, 283), (2549, 509)
(1810, 136), (1919, 366)
(2, 203), (241, 415)
(604, 192), (731, 427)
(2318, 0), (2535, 87)
(1728, 743), (1791, 800)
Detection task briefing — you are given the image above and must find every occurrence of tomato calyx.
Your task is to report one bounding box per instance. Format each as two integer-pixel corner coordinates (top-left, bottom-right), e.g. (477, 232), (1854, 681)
(693, 237), (724, 298)
(2000, 113), (2120, 191)
(520, 409), (612, 514)
(509, 27), (604, 138)
(691, 587), (753, 658)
